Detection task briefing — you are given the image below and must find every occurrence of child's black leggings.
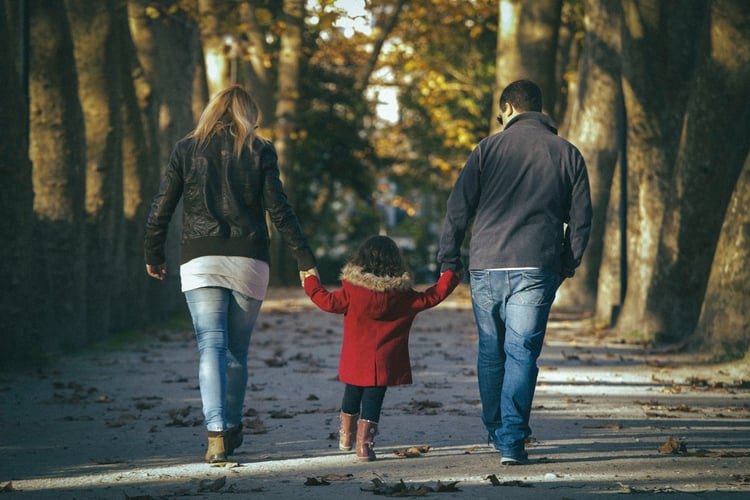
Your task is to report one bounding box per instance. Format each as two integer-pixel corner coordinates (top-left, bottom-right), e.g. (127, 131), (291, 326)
(341, 384), (387, 422)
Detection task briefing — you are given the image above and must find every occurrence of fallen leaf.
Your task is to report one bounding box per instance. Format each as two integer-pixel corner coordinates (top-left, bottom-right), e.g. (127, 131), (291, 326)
(264, 356), (287, 367)
(486, 475), (532, 487)
(434, 481), (460, 492)
(244, 416), (267, 434)
(269, 410), (294, 419)
(406, 399), (443, 415)
(198, 476), (226, 492)
(658, 437), (687, 454)
(361, 477), (456, 496)
(320, 474), (354, 481)
(393, 445), (431, 457)
(583, 423), (623, 430)
(304, 477), (330, 486)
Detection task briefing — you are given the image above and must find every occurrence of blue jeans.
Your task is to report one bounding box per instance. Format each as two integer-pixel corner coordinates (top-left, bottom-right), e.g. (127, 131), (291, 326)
(470, 269), (559, 458)
(184, 287), (262, 432)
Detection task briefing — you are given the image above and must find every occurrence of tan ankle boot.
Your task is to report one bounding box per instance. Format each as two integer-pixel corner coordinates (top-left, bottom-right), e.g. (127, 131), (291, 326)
(205, 431), (227, 463)
(338, 412), (359, 451)
(356, 419), (378, 461)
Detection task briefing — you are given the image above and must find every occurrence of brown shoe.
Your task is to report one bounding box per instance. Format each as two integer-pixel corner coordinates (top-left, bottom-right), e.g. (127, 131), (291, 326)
(225, 424), (243, 455)
(205, 431), (227, 463)
(356, 419), (378, 461)
(339, 412), (359, 451)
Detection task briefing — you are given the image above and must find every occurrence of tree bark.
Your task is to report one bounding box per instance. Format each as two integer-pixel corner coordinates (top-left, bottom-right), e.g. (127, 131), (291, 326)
(493, 0), (563, 131)
(271, 0), (304, 285)
(241, 2), (274, 125)
(0, 1), (38, 362)
(198, 0), (232, 96)
(614, 0), (706, 340)
(645, 0), (750, 341)
(115, 2), (158, 331)
(555, 0), (622, 312)
(693, 151), (750, 359)
(29, 0), (88, 348)
(66, 0), (124, 341)
(128, 0), (200, 317)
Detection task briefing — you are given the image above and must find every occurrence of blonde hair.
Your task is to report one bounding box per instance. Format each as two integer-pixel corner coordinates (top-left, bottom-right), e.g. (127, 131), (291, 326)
(188, 85), (260, 158)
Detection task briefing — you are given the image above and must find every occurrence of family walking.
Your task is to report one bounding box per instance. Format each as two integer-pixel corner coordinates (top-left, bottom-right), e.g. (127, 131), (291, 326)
(144, 81), (592, 465)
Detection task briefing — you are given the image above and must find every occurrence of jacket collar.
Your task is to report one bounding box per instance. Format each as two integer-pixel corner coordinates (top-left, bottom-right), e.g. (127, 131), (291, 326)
(504, 111), (558, 135)
(340, 263), (413, 292)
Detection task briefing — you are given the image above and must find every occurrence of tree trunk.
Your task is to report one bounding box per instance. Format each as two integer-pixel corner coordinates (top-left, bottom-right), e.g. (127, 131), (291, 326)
(241, 2), (274, 125)
(29, 0), (88, 349)
(129, 0), (200, 317)
(493, 0), (563, 131)
(0, 1), (38, 362)
(67, 0), (124, 341)
(645, 0), (750, 342)
(115, 2), (157, 331)
(271, 0), (304, 286)
(198, 0), (232, 96)
(595, 152), (626, 323)
(555, 0), (622, 312)
(693, 151), (750, 359)
(614, 1), (706, 341)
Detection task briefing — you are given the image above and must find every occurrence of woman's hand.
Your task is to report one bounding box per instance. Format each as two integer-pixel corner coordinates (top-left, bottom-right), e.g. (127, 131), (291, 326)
(146, 263), (167, 280)
(299, 267), (319, 286)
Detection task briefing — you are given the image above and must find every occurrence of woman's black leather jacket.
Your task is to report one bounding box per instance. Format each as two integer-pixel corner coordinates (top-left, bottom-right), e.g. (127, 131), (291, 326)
(144, 132), (315, 270)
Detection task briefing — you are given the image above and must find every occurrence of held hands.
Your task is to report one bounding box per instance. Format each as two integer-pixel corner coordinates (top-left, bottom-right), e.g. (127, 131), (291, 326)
(146, 263), (167, 280)
(299, 267), (319, 286)
(441, 266), (464, 282)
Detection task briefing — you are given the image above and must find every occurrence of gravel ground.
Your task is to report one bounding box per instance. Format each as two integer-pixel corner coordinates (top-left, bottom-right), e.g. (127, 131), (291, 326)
(2, 285), (749, 499)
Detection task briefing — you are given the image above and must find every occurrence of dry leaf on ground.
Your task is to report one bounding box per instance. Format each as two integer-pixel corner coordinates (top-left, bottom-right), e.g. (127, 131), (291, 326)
(393, 445), (431, 457)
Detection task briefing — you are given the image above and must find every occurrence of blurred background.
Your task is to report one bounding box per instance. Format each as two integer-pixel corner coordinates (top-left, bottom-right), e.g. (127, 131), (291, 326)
(1, 0), (748, 364)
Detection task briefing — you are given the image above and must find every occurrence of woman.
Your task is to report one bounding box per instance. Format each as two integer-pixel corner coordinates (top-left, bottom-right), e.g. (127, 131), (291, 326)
(144, 85), (316, 463)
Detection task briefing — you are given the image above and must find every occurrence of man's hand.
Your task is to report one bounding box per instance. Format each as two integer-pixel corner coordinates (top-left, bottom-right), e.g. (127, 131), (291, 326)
(146, 263), (167, 280)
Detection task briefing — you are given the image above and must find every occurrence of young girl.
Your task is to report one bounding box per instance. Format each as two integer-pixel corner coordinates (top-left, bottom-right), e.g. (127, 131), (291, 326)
(301, 235), (461, 461)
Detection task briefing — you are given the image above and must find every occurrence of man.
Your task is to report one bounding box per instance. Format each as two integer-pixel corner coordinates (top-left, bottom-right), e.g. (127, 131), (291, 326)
(437, 79), (592, 465)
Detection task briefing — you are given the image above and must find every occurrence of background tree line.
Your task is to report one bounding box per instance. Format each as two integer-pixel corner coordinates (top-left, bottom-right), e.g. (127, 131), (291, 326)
(1, 0), (748, 365)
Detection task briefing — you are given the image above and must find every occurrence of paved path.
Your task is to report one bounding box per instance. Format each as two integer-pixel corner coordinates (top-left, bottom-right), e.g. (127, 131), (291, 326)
(2, 286), (749, 499)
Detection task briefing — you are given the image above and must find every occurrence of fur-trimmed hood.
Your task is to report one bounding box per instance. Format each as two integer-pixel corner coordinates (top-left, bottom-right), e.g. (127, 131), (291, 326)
(339, 263), (413, 292)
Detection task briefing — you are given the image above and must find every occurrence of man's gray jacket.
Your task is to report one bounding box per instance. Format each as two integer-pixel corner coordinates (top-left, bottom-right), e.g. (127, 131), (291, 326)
(438, 112), (592, 277)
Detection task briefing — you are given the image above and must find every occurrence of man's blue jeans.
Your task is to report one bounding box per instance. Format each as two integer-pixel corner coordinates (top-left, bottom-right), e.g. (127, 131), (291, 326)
(184, 287), (262, 432)
(469, 269), (559, 459)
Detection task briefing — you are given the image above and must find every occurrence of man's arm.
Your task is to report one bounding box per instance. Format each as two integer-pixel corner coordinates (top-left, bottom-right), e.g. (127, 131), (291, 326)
(437, 147), (482, 272)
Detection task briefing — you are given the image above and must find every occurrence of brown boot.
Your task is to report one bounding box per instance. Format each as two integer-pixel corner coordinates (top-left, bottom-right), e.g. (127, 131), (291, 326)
(338, 412), (359, 451)
(356, 419), (378, 461)
(225, 424), (243, 455)
(205, 431), (227, 463)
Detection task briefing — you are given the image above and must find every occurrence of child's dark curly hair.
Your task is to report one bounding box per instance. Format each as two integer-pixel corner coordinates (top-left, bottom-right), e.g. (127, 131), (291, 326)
(351, 235), (407, 278)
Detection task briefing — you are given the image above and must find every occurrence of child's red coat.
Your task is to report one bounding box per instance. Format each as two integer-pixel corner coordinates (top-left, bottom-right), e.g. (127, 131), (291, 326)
(304, 264), (460, 387)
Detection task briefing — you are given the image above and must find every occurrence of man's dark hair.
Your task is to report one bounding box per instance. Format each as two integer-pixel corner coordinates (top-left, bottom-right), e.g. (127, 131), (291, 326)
(499, 79), (542, 113)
